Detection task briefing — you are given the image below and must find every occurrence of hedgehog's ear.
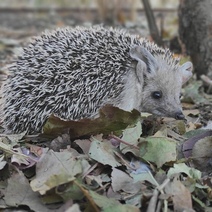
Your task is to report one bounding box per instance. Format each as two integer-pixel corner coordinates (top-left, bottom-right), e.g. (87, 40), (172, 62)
(179, 61), (193, 84)
(130, 46), (158, 76)
(129, 47), (146, 83)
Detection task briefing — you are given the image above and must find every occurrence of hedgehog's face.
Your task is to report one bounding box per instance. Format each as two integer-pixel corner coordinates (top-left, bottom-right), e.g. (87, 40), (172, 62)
(130, 46), (193, 119)
(140, 65), (186, 119)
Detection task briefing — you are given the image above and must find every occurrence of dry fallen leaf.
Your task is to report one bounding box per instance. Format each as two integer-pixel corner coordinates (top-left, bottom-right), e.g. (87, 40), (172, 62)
(111, 167), (141, 194)
(43, 105), (141, 138)
(4, 171), (50, 212)
(165, 177), (194, 212)
(89, 137), (121, 167)
(30, 150), (83, 195)
(192, 136), (212, 173)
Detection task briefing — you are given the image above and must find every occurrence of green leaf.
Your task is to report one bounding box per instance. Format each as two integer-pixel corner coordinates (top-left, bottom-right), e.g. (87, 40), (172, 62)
(56, 180), (84, 201)
(130, 172), (159, 187)
(183, 81), (207, 104)
(139, 137), (177, 167)
(89, 190), (140, 212)
(120, 121), (142, 155)
(89, 137), (121, 167)
(167, 163), (201, 179)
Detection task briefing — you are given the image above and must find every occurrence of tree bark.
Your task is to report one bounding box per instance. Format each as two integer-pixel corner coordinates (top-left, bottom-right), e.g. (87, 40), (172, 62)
(141, 0), (163, 47)
(178, 0), (212, 79)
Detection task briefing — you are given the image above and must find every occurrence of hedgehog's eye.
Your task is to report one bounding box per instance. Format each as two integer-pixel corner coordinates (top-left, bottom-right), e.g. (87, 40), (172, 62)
(152, 91), (162, 99)
(179, 93), (183, 99)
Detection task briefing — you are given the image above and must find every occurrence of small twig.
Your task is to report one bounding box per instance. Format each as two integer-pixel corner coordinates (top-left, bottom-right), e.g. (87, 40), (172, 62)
(147, 189), (159, 212)
(96, 182), (110, 192)
(0, 134), (39, 138)
(108, 134), (139, 150)
(82, 162), (98, 179)
(147, 178), (170, 212)
(157, 178), (170, 192)
(200, 74), (212, 85)
(201, 74), (212, 93)
(113, 151), (136, 170)
(156, 200), (162, 212)
(147, 170), (160, 187)
(74, 180), (100, 212)
(157, 179), (170, 212)
(141, 0), (163, 46)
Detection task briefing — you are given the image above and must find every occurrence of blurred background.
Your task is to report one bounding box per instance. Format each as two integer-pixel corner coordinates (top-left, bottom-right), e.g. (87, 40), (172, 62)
(0, 0), (179, 39)
(0, 0), (180, 69)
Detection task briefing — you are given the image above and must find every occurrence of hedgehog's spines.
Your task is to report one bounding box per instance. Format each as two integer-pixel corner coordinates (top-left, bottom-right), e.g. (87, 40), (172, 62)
(2, 26), (180, 134)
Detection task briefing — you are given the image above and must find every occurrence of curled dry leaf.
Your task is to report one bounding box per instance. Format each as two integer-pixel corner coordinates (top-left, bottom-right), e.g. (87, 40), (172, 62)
(182, 130), (212, 159)
(192, 136), (212, 173)
(165, 177), (194, 212)
(42, 105), (141, 139)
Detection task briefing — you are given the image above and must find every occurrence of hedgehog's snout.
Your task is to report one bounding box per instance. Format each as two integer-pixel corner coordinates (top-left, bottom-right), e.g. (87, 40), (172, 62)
(175, 111), (185, 120)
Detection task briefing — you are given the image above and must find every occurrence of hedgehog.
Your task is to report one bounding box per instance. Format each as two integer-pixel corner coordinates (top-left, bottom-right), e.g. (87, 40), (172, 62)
(1, 26), (192, 134)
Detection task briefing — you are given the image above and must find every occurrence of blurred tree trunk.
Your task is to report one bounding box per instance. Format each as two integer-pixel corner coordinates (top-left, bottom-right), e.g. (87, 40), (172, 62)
(141, 0), (163, 46)
(178, 0), (212, 79)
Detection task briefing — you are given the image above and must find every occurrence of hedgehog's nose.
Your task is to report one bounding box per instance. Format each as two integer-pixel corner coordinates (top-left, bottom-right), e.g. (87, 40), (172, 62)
(175, 111), (185, 120)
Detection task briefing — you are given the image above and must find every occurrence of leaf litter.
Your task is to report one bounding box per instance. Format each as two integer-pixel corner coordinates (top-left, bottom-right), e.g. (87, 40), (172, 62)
(0, 103), (212, 212)
(0, 22), (212, 212)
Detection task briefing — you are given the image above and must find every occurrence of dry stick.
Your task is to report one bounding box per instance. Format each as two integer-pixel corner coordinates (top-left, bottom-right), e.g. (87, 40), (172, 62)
(156, 200), (162, 212)
(141, 0), (163, 46)
(201, 74), (212, 93)
(157, 178), (170, 212)
(0, 134), (40, 139)
(82, 162), (98, 179)
(147, 189), (159, 212)
(147, 178), (170, 212)
(201, 74), (212, 85)
(109, 134), (139, 150)
(113, 151), (137, 170)
(96, 182), (110, 192)
(74, 180), (100, 212)
(155, 200), (162, 212)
